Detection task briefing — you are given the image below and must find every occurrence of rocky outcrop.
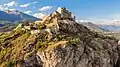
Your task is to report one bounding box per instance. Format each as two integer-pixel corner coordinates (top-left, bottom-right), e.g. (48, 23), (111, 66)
(0, 7), (120, 67)
(37, 39), (118, 67)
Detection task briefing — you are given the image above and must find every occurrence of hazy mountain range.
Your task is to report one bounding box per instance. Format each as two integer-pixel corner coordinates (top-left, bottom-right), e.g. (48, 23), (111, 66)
(79, 22), (109, 32)
(79, 21), (120, 33)
(0, 10), (40, 32)
(0, 10), (40, 25)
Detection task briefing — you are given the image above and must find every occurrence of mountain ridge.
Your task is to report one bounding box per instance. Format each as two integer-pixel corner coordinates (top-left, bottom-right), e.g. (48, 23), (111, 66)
(79, 22), (109, 32)
(0, 10), (40, 22)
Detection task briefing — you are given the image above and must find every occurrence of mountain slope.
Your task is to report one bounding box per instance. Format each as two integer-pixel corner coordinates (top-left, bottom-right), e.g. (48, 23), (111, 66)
(80, 22), (109, 32)
(0, 10), (40, 32)
(0, 11), (20, 22)
(0, 7), (120, 67)
(100, 25), (120, 32)
(19, 12), (40, 21)
(0, 10), (40, 22)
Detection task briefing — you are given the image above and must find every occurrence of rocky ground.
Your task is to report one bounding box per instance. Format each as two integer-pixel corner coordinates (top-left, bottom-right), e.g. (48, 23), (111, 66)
(0, 7), (120, 67)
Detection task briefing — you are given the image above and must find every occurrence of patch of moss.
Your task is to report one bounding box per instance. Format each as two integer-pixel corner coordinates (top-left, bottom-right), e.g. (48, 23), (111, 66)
(36, 41), (42, 50)
(2, 60), (19, 67)
(24, 52), (33, 60)
(0, 31), (31, 64)
(36, 34), (80, 52)
(0, 49), (6, 60)
(37, 23), (46, 30)
(37, 41), (50, 52)
(0, 47), (12, 61)
(0, 27), (26, 46)
(0, 33), (10, 44)
(68, 37), (80, 44)
(55, 34), (80, 44)
(10, 32), (31, 60)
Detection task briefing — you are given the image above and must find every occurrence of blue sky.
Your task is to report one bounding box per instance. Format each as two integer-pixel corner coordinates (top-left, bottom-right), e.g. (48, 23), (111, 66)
(0, 0), (120, 24)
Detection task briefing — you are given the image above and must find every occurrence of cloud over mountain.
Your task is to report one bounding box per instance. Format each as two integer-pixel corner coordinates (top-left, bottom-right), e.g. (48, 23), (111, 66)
(0, 5), (4, 11)
(33, 13), (46, 19)
(24, 11), (32, 14)
(39, 6), (52, 11)
(33, 1), (38, 4)
(4, 1), (17, 7)
(20, 3), (31, 8)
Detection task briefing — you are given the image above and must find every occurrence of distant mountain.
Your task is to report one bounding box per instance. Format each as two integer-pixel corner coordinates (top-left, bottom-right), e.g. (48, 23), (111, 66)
(0, 10), (40, 22)
(100, 25), (120, 32)
(78, 20), (120, 33)
(0, 10), (40, 32)
(79, 22), (109, 32)
(0, 24), (4, 27)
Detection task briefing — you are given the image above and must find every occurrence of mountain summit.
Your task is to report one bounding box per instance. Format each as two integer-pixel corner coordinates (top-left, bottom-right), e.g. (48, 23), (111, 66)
(0, 7), (120, 67)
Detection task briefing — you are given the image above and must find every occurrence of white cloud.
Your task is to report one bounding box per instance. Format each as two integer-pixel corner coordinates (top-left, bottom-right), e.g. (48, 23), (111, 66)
(0, 5), (17, 11)
(20, 3), (30, 8)
(79, 20), (92, 23)
(4, 1), (17, 7)
(20, 1), (37, 8)
(39, 6), (52, 11)
(9, 9), (16, 11)
(92, 13), (120, 25)
(0, 5), (4, 11)
(0, 2), (17, 11)
(33, 13), (46, 19)
(109, 13), (120, 20)
(0, 5), (9, 11)
(87, 18), (114, 25)
(33, 1), (37, 4)
(4, 7), (9, 10)
(24, 11), (32, 14)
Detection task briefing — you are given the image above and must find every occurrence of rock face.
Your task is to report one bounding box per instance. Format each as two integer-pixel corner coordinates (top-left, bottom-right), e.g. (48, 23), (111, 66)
(0, 7), (120, 67)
